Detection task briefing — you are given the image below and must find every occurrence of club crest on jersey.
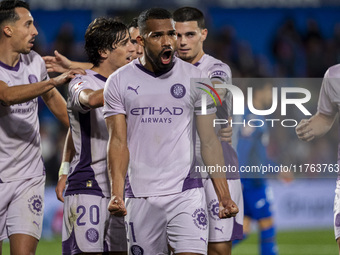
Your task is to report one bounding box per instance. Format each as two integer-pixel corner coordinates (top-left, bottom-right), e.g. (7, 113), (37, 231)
(208, 199), (220, 221)
(28, 195), (43, 216)
(28, 74), (38, 84)
(170, 83), (186, 99)
(192, 208), (208, 230)
(86, 228), (99, 243)
(131, 245), (144, 255)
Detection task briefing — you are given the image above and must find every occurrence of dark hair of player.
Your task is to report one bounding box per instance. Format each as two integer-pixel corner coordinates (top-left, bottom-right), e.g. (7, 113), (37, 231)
(128, 17), (138, 29)
(138, 8), (173, 36)
(85, 17), (128, 67)
(0, 0), (30, 27)
(173, 7), (205, 30)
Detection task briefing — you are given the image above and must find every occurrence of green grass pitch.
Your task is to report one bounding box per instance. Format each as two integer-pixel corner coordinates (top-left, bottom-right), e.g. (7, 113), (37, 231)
(1, 229), (337, 255)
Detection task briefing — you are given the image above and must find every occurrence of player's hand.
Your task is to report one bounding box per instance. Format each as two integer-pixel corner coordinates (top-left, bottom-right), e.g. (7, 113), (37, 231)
(55, 175), (67, 203)
(51, 68), (86, 87)
(218, 117), (232, 144)
(43, 50), (72, 73)
(295, 119), (315, 142)
(219, 197), (239, 219)
(108, 195), (127, 217)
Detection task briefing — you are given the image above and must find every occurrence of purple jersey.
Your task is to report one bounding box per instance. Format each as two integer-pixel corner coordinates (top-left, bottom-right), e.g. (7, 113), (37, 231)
(65, 70), (110, 197)
(103, 57), (215, 197)
(318, 64), (340, 178)
(0, 51), (48, 182)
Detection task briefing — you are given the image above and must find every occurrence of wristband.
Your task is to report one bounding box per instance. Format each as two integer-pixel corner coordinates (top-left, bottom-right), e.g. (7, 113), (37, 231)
(58, 162), (70, 177)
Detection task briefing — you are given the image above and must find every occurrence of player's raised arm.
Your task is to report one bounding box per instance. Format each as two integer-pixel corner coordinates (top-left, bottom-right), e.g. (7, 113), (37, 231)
(196, 112), (239, 218)
(0, 68), (84, 107)
(105, 114), (129, 217)
(79, 89), (104, 109)
(43, 50), (93, 73)
(296, 112), (336, 142)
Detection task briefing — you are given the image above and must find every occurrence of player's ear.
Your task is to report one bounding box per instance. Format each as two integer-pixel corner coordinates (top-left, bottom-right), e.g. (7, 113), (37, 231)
(98, 49), (108, 59)
(136, 35), (144, 47)
(3, 26), (13, 37)
(201, 28), (208, 42)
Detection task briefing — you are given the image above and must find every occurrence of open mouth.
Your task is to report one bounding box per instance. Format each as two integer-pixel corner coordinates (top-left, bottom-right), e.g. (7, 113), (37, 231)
(161, 49), (172, 65)
(28, 39), (35, 47)
(126, 56), (132, 62)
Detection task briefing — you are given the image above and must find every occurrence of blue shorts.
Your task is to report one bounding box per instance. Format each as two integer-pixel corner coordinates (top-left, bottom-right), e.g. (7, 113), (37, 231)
(243, 185), (273, 220)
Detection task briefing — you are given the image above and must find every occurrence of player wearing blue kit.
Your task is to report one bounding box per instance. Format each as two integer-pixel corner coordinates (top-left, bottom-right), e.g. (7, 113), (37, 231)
(233, 81), (278, 255)
(174, 7), (244, 255)
(296, 65), (340, 255)
(103, 8), (238, 255)
(0, 1), (83, 254)
(60, 18), (134, 255)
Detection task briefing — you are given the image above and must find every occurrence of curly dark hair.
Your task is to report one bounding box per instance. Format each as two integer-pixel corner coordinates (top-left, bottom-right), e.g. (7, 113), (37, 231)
(0, 0), (30, 27)
(85, 17), (128, 67)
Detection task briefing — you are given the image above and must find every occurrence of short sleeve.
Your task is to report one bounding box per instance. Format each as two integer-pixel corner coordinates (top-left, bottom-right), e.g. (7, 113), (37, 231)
(207, 62), (232, 84)
(68, 75), (92, 113)
(318, 69), (338, 117)
(103, 73), (126, 119)
(192, 77), (217, 116)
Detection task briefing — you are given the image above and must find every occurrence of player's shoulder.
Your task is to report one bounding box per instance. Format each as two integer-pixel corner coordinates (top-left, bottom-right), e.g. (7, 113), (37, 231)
(175, 56), (202, 75)
(201, 54), (231, 77)
(69, 70), (93, 87)
(326, 64), (340, 79)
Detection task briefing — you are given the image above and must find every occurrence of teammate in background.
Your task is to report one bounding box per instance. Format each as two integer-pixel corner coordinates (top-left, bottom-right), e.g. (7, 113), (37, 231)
(103, 8), (238, 254)
(173, 7), (243, 255)
(296, 65), (340, 254)
(43, 18), (142, 74)
(60, 18), (134, 254)
(0, 1), (84, 254)
(233, 81), (278, 255)
(128, 17), (143, 59)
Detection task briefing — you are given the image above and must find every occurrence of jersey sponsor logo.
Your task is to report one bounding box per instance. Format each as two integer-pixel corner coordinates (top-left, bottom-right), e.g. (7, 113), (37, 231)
(131, 106), (183, 124)
(130, 245), (144, 255)
(28, 195), (43, 216)
(28, 74), (38, 84)
(86, 228), (99, 243)
(170, 83), (186, 99)
(127, 85), (140, 95)
(131, 107), (183, 116)
(192, 208), (208, 230)
(208, 199), (220, 221)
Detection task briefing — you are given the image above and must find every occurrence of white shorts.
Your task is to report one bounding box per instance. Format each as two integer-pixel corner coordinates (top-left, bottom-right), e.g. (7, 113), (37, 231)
(125, 188), (208, 255)
(0, 175), (45, 241)
(62, 194), (127, 254)
(334, 180), (340, 240)
(204, 178), (244, 242)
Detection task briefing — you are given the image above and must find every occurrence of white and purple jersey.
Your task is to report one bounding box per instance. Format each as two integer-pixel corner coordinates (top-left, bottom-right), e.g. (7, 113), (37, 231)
(103, 57), (215, 197)
(318, 64), (340, 179)
(0, 51), (48, 183)
(65, 70), (110, 198)
(194, 54), (239, 179)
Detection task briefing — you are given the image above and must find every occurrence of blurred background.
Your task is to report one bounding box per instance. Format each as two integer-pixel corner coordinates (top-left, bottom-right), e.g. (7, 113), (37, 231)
(14, 0), (340, 254)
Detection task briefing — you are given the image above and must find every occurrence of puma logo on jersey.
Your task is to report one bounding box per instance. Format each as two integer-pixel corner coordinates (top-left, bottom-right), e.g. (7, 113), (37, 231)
(215, 226), (224, 233)
(128, 85), (140, 95)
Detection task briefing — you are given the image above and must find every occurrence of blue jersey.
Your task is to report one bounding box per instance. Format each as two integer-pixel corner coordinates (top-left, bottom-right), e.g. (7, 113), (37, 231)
(235, 108), (270, 188)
